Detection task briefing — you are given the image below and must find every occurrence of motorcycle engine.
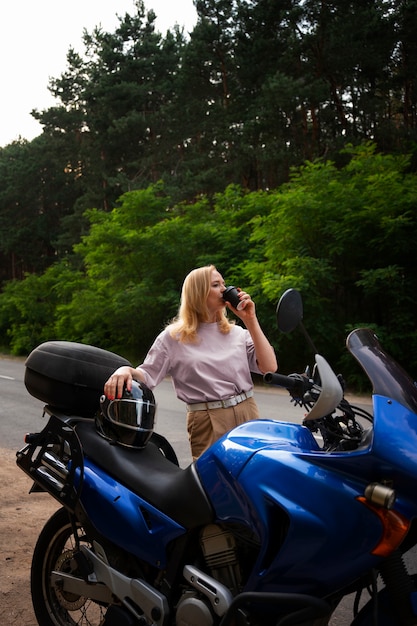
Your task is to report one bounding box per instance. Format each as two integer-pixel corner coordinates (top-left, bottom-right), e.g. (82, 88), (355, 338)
(200, 524), (240, 592)
(176, 591), (214, 626)
(176, 524), (241, 626)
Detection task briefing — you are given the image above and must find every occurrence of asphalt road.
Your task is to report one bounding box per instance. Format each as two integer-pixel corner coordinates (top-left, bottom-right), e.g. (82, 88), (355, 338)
(1, 355), (413, 624)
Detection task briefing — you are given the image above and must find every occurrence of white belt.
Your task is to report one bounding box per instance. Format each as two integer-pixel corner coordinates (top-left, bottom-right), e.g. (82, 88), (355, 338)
(186, 390), (254, 411)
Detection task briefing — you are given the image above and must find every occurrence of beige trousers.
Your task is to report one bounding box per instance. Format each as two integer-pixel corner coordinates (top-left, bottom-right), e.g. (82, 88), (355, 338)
(186, 397), (260, 460)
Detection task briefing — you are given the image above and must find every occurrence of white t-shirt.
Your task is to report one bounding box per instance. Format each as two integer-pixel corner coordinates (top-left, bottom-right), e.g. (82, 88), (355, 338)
(137, 322), (261, 404)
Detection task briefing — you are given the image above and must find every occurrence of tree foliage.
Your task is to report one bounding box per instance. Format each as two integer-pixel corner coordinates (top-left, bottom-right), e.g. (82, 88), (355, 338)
(1, 144), (417, 389)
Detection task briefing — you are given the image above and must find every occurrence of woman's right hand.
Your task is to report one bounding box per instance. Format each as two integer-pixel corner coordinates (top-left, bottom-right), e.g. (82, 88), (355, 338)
(104, 366), (135, 400)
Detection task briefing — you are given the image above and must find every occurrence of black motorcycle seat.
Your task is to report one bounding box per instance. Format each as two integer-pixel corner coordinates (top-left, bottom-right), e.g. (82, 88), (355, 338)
(75, 421), (214, 529)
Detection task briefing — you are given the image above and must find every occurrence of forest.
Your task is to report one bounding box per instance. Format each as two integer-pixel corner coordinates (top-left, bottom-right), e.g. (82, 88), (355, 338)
(0, 0), (417, 387)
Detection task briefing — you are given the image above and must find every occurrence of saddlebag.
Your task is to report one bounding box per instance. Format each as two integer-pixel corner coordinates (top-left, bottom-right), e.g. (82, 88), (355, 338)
(24, 341), (131, 417)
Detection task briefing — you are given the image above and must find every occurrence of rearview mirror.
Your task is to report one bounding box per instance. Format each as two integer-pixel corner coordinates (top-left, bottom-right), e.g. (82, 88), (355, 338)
(276, 288), (303, 333)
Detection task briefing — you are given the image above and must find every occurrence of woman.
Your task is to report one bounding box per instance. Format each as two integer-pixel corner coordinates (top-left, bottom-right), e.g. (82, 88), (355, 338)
(104, 265), (277, 459)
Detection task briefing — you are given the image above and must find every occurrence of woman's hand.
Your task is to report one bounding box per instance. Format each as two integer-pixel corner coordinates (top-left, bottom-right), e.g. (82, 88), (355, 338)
(227, 289), (278, 374)
(226, 288), (256, 320)
(104, 366), (135, 400)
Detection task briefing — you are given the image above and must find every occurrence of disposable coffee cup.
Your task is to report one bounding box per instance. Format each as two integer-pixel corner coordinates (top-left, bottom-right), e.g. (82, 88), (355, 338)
(223, 286), (245, 310)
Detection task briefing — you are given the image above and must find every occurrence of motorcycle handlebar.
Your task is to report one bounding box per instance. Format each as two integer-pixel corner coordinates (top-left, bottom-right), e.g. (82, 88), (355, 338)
(264, 372), (299, 389)
(263, 371), (313, 402)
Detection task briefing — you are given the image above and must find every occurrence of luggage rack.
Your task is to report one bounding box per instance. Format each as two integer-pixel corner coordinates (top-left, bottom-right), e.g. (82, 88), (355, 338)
(16, 412), (85, 512)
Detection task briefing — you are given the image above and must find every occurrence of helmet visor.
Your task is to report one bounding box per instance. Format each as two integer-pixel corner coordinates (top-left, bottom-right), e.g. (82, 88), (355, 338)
(107, 398), (155, 431)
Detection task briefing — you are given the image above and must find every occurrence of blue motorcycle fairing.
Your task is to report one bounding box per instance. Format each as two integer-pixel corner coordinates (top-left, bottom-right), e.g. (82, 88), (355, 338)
(78, 458), (186, 567)
(371, 395), (417, 500)
(196, 419), (401, 596)
(198, 419), (321, 478)
(285, 395), (417, 516)
(236, 448), (387, 594)
(196, 420), (321, 533)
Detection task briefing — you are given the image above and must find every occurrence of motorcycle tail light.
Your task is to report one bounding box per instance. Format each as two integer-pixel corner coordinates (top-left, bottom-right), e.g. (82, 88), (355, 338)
(24, 433), (39, 444)
(357, 496), (410, 557)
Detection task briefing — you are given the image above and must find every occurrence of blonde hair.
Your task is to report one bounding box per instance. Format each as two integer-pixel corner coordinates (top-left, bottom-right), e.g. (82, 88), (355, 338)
(168, 265), (233, 343)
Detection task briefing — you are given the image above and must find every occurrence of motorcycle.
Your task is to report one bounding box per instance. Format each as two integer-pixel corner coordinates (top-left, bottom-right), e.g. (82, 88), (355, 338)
(16, 288), (417, 626)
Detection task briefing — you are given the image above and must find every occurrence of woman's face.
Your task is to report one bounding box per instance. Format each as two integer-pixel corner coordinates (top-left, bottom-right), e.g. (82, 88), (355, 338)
(206, 269), (226, 319)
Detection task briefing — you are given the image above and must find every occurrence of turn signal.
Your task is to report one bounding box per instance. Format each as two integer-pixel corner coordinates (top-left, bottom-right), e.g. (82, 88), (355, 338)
(357, 496), (410, 557)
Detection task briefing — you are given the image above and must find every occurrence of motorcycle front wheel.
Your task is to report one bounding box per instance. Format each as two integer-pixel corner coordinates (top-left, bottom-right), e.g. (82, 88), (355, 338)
(31, 506), (108, 626)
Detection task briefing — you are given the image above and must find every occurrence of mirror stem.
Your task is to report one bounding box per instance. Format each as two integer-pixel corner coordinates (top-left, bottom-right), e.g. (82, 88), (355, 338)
(299, 321), (319, 354)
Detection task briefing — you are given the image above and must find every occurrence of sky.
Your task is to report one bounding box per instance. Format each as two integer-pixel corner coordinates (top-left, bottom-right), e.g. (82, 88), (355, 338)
(0, 0), (198, 147)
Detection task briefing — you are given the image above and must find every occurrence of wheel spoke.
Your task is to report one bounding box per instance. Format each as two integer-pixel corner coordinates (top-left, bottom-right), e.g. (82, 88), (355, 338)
(31, 508), (110, 626)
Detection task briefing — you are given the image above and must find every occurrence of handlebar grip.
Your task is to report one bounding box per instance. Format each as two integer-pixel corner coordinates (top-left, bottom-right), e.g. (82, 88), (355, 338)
(263, 371), (298, 389)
